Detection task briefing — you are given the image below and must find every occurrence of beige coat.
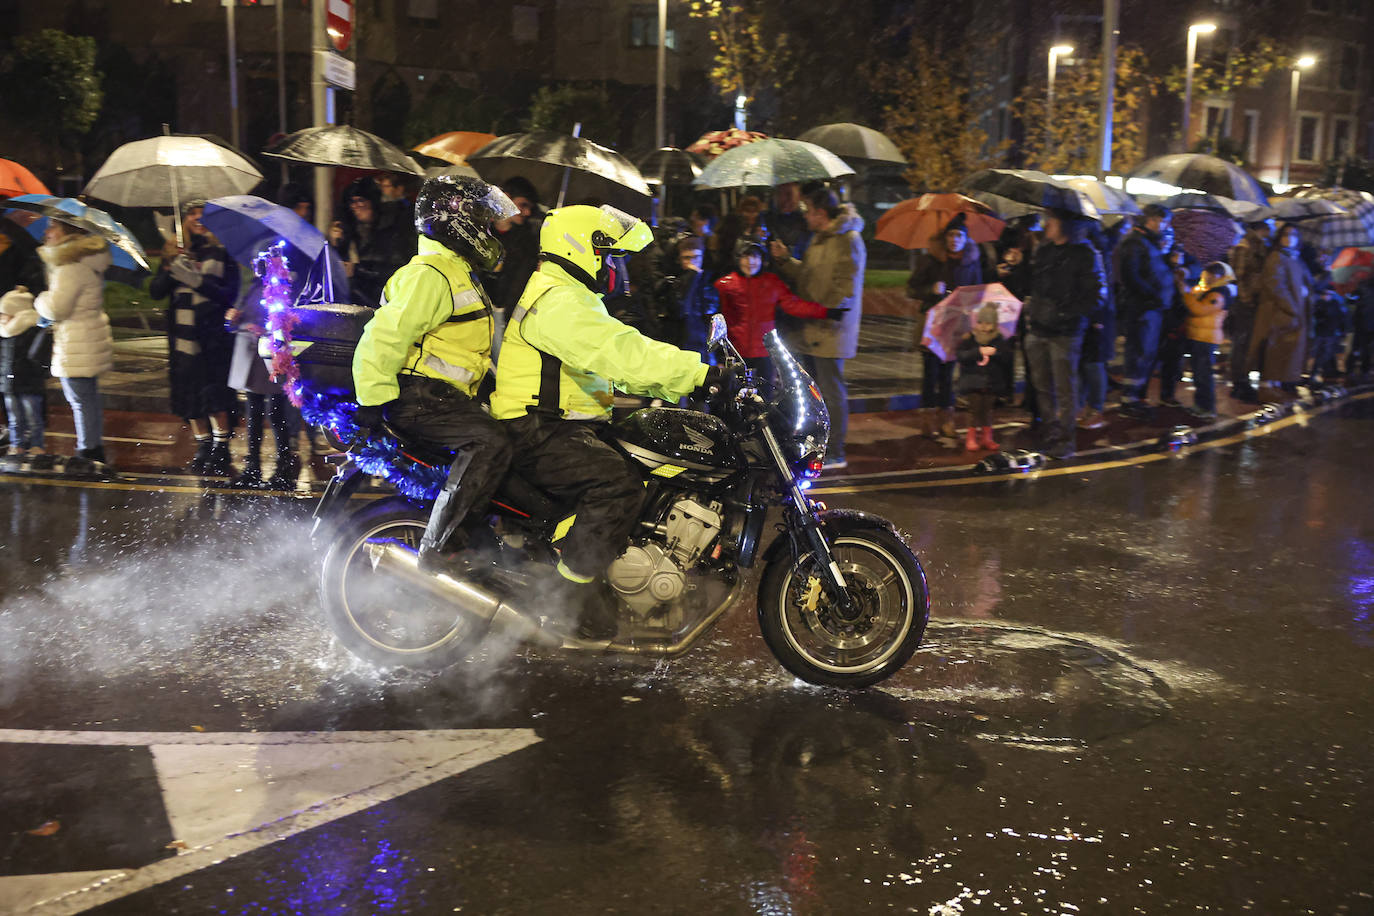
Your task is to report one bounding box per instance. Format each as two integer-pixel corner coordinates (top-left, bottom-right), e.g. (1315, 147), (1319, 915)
(775, 205), (865, 359)
(1248, 248), (1308, 383)
(34, 234), (114, 378)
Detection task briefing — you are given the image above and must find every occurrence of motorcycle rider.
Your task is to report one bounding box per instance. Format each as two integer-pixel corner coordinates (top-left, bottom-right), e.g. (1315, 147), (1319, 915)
(490, 204), (722, 640)
(351, 175), (519, 574)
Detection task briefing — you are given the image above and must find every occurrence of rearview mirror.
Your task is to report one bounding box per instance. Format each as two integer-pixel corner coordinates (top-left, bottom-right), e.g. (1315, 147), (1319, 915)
(708, 313), (728, 347)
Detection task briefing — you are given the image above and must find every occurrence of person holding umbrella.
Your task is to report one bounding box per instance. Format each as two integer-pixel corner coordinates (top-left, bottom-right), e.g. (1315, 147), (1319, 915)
(33, 221), (117, 474)
(905, 213), (989, 440)
(1249, 222), (1311, 402)
(149, 200), (241, 476)
(1116, 204), (1175, 420)
(1024, 209), (1107, 459)
(1227, 218), (1275, 402)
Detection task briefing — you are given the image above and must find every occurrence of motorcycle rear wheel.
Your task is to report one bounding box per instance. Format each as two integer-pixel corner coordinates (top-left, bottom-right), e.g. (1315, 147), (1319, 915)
(758, 521), (929, 688)
(319, 497), (485, 670)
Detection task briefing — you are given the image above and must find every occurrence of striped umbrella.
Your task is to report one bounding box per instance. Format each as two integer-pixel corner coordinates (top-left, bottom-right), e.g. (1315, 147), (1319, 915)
(1290, 187), (1374, 250)
(1125, 154), (1267, 205)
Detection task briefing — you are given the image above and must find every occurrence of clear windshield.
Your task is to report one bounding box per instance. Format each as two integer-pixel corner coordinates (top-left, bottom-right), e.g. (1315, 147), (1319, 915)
(764, 329), (830, 460)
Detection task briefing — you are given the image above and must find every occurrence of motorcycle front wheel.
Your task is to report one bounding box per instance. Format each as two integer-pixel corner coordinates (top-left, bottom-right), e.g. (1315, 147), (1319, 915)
(319, 496), (485, 670)
(758, 519), (929, 688)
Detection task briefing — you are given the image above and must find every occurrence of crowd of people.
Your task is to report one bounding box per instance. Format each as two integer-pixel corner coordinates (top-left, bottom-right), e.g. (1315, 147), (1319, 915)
(3, 169), (1374, 478)
(903, 201), (1374, 460)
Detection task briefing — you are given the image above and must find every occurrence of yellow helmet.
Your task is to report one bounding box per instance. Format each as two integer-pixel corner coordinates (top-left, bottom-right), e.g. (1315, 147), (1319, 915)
(540, 204), (653, 293)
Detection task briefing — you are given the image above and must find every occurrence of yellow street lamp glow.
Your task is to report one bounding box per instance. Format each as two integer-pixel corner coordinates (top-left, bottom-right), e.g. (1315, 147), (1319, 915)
(1190, 22), (1217, 34)
(1297, 56), (1316, 68)
(1050, 45), (1074, 57)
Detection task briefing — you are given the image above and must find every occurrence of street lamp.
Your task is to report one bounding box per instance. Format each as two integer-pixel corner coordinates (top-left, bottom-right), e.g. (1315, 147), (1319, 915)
(655, 0), (667, 150)
(1047, 45), (1074, 139)
(1282, 55), (1317, 185)
(1182, 22), (1216, 150)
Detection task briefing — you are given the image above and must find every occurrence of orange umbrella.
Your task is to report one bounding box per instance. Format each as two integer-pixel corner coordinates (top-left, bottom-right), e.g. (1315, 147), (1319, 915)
(411, 131), (498, 166)
(0, 159), (50, 198)
(876, 193), (1004, 249)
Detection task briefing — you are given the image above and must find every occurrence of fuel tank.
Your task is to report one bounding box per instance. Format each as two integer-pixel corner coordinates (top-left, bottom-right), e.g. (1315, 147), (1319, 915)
(613, 407), (742, 478)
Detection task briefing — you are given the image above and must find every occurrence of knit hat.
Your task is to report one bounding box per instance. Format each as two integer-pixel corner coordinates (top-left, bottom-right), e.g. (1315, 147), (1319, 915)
(943, 212), (968, 236)
(734, 237), (766, 259)
(975, 303), (999, 326)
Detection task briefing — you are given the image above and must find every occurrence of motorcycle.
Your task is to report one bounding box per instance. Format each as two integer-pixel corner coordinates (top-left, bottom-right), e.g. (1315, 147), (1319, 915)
(313, 314), (929, 688)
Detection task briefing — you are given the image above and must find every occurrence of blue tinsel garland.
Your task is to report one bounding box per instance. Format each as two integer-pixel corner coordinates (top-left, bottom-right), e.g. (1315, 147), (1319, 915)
(256, 242), (446, 502)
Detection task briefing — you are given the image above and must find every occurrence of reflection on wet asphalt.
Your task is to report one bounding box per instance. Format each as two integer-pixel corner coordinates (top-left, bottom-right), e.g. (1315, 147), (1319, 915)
(0, 402), (1371, 914)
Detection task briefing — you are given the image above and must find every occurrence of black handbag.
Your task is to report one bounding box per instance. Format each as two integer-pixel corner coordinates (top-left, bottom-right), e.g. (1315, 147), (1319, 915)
(26, 326), (52, 370)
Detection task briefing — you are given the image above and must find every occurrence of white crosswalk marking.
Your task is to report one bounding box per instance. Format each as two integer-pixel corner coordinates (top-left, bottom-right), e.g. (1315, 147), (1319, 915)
(0, 729), (540, 915)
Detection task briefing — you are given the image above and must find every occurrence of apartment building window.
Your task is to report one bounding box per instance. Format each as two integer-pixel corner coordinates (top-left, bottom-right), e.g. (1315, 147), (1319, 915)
(1295, 113), (1322, 162)
(1332, 117), (1354, 159)
(409, 0), (438, 20)
(1203, 103), (1232, 143)
(1339, 45), (1359, 91)
(1242, 110), (1259, 164)
(628, 6), (677, 50)
(512, 5), (539, 43)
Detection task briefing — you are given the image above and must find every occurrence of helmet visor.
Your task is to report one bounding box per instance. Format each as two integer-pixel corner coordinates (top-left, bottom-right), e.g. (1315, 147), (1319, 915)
(474, 184), (522, 225)
(598, 205), (653, 253)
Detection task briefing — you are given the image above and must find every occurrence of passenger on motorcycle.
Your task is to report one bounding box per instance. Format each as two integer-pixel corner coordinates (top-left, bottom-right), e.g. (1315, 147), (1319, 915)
(351, 175), (519, 575)
(490, 204), (724, 640)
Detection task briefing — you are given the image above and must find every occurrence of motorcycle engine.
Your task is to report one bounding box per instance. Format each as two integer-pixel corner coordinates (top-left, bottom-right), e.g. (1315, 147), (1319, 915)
(608, 498), (723, 615)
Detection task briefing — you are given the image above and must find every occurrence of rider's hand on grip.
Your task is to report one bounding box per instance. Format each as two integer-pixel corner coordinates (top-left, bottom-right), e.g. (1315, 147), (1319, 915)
(351, 403), (388, 441)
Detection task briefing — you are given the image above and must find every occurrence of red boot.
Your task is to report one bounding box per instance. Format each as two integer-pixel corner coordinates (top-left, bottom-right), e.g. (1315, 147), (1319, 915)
(980, 426), (998, 450)
(964, 427), (981, 452)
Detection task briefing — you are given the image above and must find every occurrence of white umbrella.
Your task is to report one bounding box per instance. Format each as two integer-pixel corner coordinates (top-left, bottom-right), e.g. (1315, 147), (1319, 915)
(85, 133), (264, 245)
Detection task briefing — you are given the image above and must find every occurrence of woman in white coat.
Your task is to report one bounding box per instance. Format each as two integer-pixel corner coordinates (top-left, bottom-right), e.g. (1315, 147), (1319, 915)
(34, 221), (115, 474)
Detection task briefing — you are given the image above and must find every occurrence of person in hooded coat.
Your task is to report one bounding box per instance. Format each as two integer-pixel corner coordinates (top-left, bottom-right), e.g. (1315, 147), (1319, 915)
(33, 221), (116, 474)
(906, 212), (989, 439)
(0, 281), (53, 469)
(770, 188), (863, 470)
(1248, 222), (1311, 400)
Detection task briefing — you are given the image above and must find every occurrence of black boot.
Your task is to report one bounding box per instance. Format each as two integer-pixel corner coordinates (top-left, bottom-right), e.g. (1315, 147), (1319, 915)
(264, 453), (300, 491)
(84, 446), (114, 476)
(568, 578), (619, 641)
(186, 439), (212, 474)
(203, 442), (235, 477)
(228, 462), (265, 489)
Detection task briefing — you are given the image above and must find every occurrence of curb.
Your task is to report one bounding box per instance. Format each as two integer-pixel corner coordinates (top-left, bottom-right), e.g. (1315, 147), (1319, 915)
(811, 382), (1374, 494)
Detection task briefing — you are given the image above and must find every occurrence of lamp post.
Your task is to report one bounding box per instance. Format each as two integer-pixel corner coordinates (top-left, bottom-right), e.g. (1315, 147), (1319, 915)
(1282, 55), (1316, 186)
(1047, 45), (1074, 143)
(655, 0), (667, 150)
(1182, 22), (1216, 150)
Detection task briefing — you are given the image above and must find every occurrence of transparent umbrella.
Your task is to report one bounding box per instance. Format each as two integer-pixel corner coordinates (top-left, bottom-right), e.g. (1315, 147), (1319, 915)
(692, 139), (854, 189)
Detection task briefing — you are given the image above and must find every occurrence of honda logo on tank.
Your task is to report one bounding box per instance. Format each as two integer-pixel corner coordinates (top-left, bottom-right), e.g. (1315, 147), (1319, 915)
(326, 0), (353, 52)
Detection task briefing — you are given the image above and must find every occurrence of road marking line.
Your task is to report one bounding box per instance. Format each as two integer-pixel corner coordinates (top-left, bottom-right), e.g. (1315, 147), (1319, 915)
(0, 729), (540, 916)
(41, 432), (172, 446)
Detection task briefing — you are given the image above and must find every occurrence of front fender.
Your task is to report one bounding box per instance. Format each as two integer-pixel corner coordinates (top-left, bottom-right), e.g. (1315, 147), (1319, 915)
(760, 508), (906, 566)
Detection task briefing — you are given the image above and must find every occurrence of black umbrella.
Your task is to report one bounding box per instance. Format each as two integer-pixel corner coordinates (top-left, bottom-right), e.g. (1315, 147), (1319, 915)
(467, 131), (652, 218)
(797, 122), (906, 166)
(1125, 154), (1267, 206)
(1150, 192), (1276, 222)
(635, 147), (702, 186)
(957, 169), (1101, 220)
(263, 125), (424, 174)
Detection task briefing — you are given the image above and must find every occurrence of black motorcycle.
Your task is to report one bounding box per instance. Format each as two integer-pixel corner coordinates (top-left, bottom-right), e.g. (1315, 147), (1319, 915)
(314, 315), (928, 688)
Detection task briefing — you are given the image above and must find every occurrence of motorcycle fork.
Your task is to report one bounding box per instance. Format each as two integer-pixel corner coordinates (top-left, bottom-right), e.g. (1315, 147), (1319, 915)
(312, 458), (366, 541)
(759, 427), (856, 614)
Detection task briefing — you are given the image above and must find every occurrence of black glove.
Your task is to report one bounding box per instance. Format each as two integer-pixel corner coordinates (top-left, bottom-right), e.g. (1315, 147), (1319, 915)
(825, 307), (851, 320)
(690, 365), (728, 402)
(352, 403), (388, 438)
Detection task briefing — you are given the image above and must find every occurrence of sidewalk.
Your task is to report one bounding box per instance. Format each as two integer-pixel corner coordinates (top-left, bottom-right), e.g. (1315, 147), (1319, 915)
(10, 308), (1366, 492)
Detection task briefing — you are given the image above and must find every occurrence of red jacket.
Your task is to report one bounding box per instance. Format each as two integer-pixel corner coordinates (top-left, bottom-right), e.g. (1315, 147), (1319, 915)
(713, 270), (826, 358)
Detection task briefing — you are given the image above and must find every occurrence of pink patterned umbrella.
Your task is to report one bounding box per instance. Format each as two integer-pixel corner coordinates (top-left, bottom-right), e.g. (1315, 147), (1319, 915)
(920, 283), (1022, 362)
(685, 129), (769, 159)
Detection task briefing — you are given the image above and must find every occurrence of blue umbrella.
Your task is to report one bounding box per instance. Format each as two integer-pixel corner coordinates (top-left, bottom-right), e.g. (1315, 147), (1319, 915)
(201, 195), (349, 304)
(3, 194), (150, 285)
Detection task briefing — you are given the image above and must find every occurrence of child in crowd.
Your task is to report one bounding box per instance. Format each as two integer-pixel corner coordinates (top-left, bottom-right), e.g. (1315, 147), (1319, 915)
(954, 303), (1013, 452)
(1182, 261), (1236, 420)
(0, 285), (54, 469)
(1308, 285), (1349, 385)
(714, 239), (834, 390)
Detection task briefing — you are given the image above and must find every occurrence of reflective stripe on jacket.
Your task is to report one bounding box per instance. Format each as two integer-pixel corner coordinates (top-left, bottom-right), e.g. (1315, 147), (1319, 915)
(490, 260), (708, 422)
(352, 236), (494, 405)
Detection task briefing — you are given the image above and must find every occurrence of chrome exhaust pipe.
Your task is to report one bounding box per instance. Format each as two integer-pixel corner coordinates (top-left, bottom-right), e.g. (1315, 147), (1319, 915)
(365, 541), (565, 649)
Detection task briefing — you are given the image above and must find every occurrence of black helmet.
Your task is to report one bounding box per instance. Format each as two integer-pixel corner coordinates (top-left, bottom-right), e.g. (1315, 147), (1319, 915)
(413, 175), (520, 272)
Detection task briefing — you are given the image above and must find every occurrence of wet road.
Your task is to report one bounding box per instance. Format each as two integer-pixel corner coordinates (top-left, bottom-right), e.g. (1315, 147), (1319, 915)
(1, 403), (1372, 915)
